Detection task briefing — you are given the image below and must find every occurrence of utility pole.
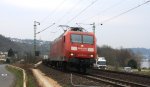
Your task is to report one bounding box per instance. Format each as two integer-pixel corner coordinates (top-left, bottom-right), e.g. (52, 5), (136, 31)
(33, 21), (40, 57)
(93, 22), (95, 34)
(90, 22), (95, 34)
(33, 21), (55, 58)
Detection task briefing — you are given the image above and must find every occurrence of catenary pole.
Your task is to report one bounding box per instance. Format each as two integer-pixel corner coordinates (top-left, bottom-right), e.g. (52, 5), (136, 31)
(33, 21), (40, 57)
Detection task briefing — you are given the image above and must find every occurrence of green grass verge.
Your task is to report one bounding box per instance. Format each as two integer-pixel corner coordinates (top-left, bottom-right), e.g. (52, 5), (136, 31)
(26, 72), (37, 87)
(132, 69), (150, 76)
(6, 66), (38, 87)
(6, 66), (23, 87)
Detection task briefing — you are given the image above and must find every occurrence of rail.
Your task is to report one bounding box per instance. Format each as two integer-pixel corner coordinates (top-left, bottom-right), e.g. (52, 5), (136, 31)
(71, 69), (150, 87)
(87, 73), (149, 87)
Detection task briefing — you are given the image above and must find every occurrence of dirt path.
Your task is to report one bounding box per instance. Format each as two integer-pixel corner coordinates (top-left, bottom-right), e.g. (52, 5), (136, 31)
(32, 69), (61, 87)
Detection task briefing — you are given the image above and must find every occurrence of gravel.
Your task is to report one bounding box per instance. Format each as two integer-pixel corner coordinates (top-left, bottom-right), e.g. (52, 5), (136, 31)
(89, 69), (150, 86)
(37, 64), (111, 87)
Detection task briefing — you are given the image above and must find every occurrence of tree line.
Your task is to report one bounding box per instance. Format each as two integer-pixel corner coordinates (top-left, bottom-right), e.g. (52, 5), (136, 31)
(97, 45), (143, 69)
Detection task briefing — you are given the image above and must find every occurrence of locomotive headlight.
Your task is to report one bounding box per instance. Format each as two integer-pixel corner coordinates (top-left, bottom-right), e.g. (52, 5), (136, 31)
(90, 55), (94, 57)
(70, 53), (74, 56)
(71, 46), (77, 51)
(88, 48), (94, 52)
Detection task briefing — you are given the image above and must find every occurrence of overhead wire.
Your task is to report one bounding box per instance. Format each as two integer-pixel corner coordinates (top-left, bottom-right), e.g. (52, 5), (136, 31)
(35, 0), (150, 41)
(80, 0), (127, 22)
(65, 0), (99, 24)
(55, 0), (84, 24)
(50, 0), (86, 35)
(40, 0), (67, 24)
(99, 0), (150, 25)
(37, 0), (68, 36)
(36, 23), (55, 34)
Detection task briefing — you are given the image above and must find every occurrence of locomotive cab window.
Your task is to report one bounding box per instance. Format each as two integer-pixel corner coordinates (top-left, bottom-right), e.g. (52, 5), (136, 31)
(63, 36), (65, 42)
(71, 34), (94, 44)
(71, 34), (82, 43)
(83, 35), (93, 44)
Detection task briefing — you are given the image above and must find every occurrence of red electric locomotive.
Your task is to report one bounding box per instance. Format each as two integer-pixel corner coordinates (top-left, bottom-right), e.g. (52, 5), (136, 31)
(48, 27), (97, 72)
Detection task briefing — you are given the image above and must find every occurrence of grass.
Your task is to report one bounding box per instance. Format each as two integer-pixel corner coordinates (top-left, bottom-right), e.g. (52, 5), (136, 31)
(107, 66), (150, 76)
(26, 70), (38, 87)
(12, 63), (39, 87)
(132, 69), (150, 76)
(6, 66), (23, 87)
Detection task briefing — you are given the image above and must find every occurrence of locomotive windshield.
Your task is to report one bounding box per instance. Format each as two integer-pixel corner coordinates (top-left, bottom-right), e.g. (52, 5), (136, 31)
(71, 34), (93, 44)
(71, 34), (82, 43)
(83, 35), (93, 44)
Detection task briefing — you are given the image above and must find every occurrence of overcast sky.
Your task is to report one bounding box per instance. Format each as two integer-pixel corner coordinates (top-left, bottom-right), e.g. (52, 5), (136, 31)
(0, 0), (150, 48)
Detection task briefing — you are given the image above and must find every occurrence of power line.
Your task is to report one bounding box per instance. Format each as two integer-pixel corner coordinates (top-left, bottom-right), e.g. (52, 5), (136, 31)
(98, 0), (126, 15)
(36, 23), (55, 34)
(80, 0), (127, 22)
(40, 0), (67, 24)
(100, 0), (150, 24)
(49, 27), (61, 33)
(66, 0), (99, 24)
(55, 0), (83, 24)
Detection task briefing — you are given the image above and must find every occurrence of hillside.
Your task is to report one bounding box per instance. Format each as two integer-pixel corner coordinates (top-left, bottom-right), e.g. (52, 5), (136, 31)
(0, 34), (50, 55)
(0, 34), (21, 52)
(129, 48), (150, 58)
(10, 38), (50, 55)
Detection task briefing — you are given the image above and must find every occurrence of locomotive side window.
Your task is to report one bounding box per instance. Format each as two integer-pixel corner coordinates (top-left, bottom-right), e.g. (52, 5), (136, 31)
(71, 34), (82, 43)
(83, 35), (93, 44)
(63, 36), (65, 42)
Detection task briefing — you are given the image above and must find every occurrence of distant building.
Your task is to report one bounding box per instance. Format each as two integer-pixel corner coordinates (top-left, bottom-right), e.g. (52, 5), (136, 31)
(0, 51), (8, 61)
(140, 58), (150, 69)
(43, 55), (48, 59)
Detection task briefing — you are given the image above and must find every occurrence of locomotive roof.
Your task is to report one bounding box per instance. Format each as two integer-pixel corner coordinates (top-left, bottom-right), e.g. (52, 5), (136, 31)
(70, 27), (83, 32)
(52, 29), (94, 43)
(64, 30), (94, 35)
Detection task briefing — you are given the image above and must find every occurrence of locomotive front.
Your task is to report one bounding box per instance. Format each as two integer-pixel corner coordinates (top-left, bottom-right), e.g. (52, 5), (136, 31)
(64, 28), (97, 72)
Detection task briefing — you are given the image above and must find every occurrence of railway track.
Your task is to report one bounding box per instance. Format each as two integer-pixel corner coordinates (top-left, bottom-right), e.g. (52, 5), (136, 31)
(72, 69), (150, 87)
(90, 69), (150, 79)
(90, 69), (150, 86)
(73, 73), (149, 87)
(88, 74), (149, 87)
(41, 63), (150, 87)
